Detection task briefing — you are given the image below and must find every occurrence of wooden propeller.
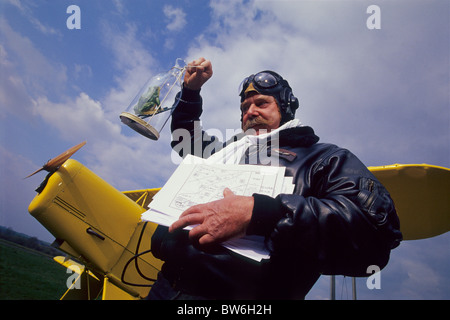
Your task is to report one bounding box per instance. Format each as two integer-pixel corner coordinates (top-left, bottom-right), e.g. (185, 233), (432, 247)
(25, 141), (86, 179)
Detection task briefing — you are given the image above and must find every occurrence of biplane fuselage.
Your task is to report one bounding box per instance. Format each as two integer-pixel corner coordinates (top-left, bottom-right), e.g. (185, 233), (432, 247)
(28, 159), (162, 299)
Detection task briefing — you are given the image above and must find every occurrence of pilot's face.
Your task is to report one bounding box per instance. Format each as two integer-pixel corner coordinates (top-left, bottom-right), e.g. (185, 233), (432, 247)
(240, 92), (281, 135)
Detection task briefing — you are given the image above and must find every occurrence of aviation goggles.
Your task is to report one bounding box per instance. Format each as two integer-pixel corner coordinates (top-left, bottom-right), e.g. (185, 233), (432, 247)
(238, 71), (288, 102)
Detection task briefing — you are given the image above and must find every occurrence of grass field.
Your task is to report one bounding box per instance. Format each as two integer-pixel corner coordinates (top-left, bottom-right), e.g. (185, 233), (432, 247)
(0, 239), (68, 300)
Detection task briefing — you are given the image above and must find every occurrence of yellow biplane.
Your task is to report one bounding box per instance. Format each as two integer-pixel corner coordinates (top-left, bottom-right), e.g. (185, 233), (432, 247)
(26, 142), (450, 300)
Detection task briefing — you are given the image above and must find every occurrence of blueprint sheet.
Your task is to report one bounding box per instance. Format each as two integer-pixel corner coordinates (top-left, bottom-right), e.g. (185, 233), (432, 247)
(142, 154), (294, 261)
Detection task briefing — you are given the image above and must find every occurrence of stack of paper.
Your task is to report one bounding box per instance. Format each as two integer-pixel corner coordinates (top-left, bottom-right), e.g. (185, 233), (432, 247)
(142, 154), (294, 261)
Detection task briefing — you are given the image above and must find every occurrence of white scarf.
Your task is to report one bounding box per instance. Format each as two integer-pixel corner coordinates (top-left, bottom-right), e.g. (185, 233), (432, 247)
(204, 119), (302, 164)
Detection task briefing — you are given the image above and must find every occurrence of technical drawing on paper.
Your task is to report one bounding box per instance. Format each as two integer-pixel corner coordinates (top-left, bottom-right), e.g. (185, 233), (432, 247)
(169, 164), (277, 211)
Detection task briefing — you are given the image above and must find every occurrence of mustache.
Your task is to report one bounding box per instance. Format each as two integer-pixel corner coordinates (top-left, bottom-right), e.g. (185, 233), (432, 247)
(242, 117), (270, 131)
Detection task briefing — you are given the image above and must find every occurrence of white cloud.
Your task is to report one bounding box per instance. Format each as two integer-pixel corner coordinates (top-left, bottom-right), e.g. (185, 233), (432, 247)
(383, 235), (450, 299)
(4, 0), (61, 36)
(112, 0), (127, 16)
(99, 21), (158, 120)
(0, 44), (35, 119)
(73, 64), (93, 80)
(33, 93), (120, 140)
(163, 5), (187, 32)
(0, 18), (67, 102)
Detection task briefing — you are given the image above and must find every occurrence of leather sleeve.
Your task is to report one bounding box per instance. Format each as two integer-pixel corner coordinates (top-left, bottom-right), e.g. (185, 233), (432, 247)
(249, 148), (402, 277)
(170, 86), (224, 158)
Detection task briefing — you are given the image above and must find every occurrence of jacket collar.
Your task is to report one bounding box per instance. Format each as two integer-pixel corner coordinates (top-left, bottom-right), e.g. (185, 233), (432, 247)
(278, 126), (320, 148)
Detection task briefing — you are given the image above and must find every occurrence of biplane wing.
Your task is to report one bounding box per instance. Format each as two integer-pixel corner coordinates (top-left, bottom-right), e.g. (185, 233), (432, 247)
(369, 164), (450, 240)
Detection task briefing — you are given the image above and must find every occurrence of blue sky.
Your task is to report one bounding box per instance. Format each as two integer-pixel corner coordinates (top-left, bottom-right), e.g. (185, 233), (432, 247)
(0, 0), (448, 299)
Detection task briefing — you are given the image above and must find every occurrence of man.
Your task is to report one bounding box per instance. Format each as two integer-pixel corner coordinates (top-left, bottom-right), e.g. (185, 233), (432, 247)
(148, 58), (402, 299)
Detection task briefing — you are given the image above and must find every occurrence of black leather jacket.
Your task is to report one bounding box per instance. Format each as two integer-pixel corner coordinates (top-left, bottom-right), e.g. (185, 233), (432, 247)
(151, 87), (402, 299)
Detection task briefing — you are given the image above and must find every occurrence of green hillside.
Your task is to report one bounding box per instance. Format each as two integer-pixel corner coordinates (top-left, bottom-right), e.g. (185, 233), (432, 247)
(0, 237), (68, 300)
